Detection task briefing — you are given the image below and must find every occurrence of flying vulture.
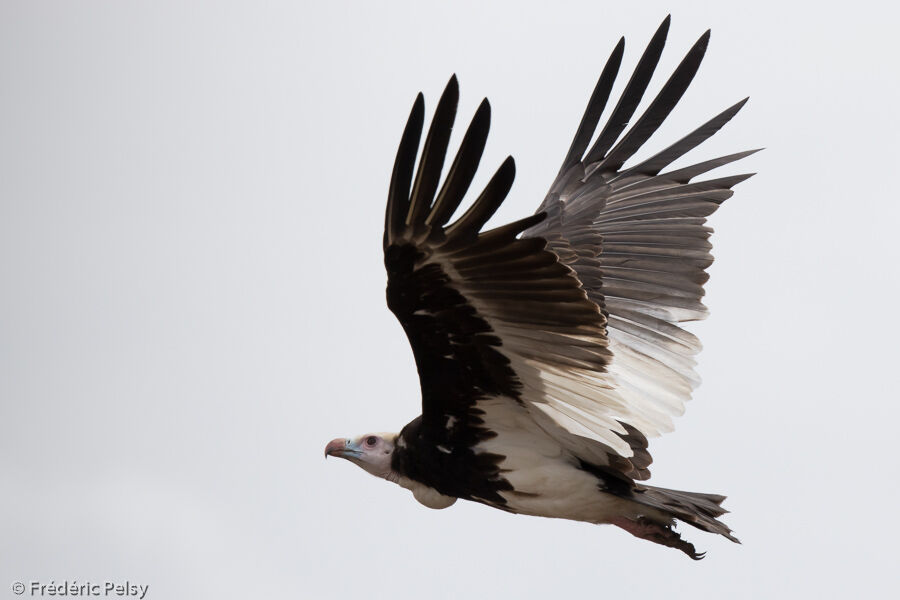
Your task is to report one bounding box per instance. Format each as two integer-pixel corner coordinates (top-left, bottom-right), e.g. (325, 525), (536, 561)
(325, 17), (754, 559)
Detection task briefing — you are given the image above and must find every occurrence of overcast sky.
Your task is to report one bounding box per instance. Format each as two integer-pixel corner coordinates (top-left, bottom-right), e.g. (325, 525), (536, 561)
(2, 1), (898, 598)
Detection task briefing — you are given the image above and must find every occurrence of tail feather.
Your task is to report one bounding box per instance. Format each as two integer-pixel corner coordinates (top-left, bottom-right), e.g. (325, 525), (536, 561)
(610, 484), (738, 559)
(634, 484), (740, 543)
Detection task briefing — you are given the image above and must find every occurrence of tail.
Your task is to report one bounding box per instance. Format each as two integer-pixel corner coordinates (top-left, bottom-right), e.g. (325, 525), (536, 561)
(613, 484), (739, 560)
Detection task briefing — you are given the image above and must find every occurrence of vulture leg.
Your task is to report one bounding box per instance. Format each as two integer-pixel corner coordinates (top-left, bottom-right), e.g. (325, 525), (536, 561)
(610, 516), (705, 560)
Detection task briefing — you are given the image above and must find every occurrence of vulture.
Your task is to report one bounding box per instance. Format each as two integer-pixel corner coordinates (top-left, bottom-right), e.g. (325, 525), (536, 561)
(325, 17), (755, 559)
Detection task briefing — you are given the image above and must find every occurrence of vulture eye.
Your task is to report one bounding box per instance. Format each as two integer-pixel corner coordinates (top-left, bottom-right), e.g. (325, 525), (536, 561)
(364, 436), (378, 447)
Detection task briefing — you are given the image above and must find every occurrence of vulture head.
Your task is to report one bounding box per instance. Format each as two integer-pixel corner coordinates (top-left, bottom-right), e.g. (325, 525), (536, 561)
(324, 433), (397, 480)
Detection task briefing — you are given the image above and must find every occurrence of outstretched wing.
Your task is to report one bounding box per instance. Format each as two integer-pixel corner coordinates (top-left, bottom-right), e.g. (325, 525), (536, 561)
(523, 16), (756, 476)
(384, 77), (653, 481)
(385, 18), (753, 486)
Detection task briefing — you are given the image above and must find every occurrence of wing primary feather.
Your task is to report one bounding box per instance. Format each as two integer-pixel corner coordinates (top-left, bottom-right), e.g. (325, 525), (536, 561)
(445, 156), (516, 240)
(558, 38), (625, 174)
(696, 172), (756, 191)
(425, 99), (492, 229)
(441, 212), (547, 254)
(583, 15), (671, 165)
(655, 148), (762, 184)
(598, 30), (710, 173)
(480, 212), (547, 241)
(601, 173), (755, 215)
(407, 75), (459, 230)
(384, 93), (425, 249)
(615, 97), (750, 180)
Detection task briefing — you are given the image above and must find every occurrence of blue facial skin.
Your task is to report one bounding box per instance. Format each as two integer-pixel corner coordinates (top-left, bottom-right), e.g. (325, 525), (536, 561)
(325, 438), (361, 459)
(342, 440), (363, 458)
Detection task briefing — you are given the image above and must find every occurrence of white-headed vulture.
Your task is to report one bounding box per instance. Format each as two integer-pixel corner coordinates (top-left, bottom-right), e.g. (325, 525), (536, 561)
(325, 16), (754, 559)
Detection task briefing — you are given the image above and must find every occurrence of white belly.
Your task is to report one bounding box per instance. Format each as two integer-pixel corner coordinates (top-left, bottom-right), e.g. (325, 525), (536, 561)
(475, 398), (635, 523)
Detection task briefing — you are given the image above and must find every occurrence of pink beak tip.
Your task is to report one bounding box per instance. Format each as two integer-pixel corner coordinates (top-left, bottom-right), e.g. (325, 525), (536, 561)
(324, 438), (347, 459)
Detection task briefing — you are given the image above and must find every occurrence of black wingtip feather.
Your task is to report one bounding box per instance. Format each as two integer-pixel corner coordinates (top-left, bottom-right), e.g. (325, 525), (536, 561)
(407, 77), (460, 229)
(477, 211), (547, 245)
(616, 96), (752, 181)
(445, 156), (516, 240)
(425, 98), (492, 229)
(385, 93), (425, 249)
(711, 172), (756, 193)
(599, 26), (711, 173)
(652, 149), (760, 185)
(559, 37), (626, 173)
(584, 16), (671, 165)
(659, 15), (672, 37)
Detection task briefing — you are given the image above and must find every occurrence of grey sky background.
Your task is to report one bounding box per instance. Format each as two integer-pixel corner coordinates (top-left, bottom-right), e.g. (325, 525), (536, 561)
(2, 1), (898, 598)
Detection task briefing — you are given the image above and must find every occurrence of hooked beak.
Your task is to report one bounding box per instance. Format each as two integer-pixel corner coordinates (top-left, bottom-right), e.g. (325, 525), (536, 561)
(324, 438), (349, 459)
